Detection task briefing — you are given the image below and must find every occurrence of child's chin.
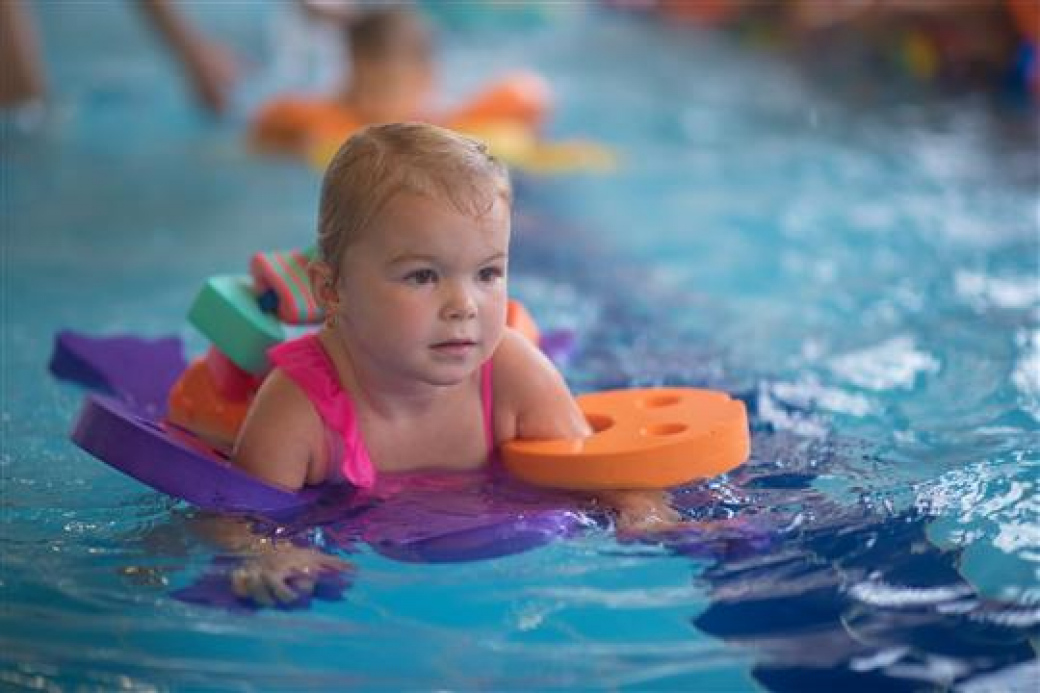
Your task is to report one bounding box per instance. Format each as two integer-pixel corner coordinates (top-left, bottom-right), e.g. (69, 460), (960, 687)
(420, 362), (479, 387)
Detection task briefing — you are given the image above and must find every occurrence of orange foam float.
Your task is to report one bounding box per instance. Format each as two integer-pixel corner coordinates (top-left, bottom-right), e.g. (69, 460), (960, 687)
(167, 358), (251, 450)
(502, 388), (749, 490)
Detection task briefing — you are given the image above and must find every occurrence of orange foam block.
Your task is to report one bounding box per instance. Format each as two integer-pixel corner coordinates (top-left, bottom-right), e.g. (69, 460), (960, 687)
(167, 358), (252, 450)
(204, 347), (263, 402)
(502, 388), (749, 490)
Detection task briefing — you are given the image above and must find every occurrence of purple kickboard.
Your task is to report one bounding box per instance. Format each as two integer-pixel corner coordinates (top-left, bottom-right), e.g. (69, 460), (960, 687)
(50, 331), (187, 417)
(343, 474), (588, 563)
(72, 394), (337, 518)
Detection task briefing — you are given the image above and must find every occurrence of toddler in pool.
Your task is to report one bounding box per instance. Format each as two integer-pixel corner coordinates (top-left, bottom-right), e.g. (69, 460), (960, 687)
(229, 122), (678, 603)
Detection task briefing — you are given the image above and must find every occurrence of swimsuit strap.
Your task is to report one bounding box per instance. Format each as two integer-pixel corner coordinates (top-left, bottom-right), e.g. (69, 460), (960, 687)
(268, 334), (376, 488)
(480, 358), (495, 460)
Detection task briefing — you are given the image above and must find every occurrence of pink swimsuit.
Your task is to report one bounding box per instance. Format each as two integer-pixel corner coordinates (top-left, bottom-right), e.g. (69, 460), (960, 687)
(268, 333), (495, 488)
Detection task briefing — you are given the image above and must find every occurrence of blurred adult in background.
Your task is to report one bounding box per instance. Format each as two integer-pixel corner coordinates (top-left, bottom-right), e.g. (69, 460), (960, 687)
(0, 0), (237, 115)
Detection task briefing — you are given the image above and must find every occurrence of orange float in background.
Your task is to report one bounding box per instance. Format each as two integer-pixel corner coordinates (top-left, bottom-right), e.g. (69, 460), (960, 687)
(249, 73), (620, 175)
(446, 71), (551, 131)
(502, 388), (749, 490)
(250, 97), (362, 155)
(252, 73), (549, 161)
(507, 299), (541, 346)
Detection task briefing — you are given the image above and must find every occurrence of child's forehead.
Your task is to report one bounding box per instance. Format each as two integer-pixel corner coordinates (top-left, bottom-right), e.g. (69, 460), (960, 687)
(363, 192), (510, 251)
(379, 191), (509, 231)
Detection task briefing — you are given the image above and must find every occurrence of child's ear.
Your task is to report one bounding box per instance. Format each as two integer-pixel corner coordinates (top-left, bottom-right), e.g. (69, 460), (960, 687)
(308, 260), (340, 311)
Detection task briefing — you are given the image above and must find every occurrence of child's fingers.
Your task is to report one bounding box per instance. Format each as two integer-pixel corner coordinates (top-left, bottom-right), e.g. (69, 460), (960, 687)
(230, 550), (351, 607)
(614, 505), (684, 535)
(230, 565), (253, 598)
(232, 566), (275, 606)
(291, 575), (317, 595)
(316, 554), (353, 572)
(265, 572), (301, 605)
(254, 579), (279, 607)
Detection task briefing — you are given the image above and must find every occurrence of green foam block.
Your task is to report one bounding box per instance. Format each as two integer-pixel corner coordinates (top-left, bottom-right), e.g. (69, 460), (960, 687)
(188, 275), (285, 376)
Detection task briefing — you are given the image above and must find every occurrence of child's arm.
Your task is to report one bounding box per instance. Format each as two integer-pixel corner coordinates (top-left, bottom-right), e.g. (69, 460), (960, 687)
(493, 329), (681, 532)
(221, 374), (345, 605)
(137, 0), (237, 115)
(0, 0), (46, 109)
(233, 369), (328, 491)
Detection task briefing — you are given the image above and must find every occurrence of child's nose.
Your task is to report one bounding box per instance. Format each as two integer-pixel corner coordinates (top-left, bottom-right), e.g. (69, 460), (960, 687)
(441, 285), (477, 321)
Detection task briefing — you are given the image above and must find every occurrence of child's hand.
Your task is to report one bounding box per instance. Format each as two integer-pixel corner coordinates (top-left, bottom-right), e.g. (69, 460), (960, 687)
(231, 543), (351, 607)
(597, 489), (684, 534)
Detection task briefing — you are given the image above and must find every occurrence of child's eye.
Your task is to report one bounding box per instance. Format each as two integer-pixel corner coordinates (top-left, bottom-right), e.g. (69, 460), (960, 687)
(478, 266), (504, 283)
(405, 269), (438, 285)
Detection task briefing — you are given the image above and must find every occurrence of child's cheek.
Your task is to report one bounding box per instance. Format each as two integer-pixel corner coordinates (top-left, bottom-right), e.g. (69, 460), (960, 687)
(488, 293), (508, 338)
(397, 293), (437, 338)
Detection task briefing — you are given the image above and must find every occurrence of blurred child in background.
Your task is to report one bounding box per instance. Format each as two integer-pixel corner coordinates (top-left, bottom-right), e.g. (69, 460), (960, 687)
(252, 7), (434, 156)
(250, 5), (554, 167)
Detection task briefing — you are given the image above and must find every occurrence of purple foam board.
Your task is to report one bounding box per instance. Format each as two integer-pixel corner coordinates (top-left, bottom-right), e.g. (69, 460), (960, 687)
(71, 394), (339, 518)
(50, 331), (187, 417)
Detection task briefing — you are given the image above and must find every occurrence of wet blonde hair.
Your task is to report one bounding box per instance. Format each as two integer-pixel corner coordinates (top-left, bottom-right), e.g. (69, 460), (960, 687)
(317, 122), (512, 277)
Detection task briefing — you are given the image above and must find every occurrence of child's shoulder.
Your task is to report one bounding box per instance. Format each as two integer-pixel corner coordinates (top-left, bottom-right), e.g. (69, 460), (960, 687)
(242, 368), (325, 442)
(492, 328), (561, 397)
(491, 328), (587, 442)
(233, 367), (328, 489)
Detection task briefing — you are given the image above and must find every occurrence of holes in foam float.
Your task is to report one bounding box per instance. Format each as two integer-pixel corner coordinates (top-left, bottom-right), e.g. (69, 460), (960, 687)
(638, 394), (681, 408)
(640, 422), (688, 437)
(586, 413), (614, 433)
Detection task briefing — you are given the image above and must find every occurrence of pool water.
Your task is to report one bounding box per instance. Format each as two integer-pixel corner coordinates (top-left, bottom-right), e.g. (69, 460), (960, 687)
(3, 2), (1038, 690)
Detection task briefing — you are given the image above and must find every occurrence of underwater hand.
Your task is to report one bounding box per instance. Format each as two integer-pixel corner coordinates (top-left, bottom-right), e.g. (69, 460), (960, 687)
(603, 489), (684, 535)
(231, 543), (351, 607)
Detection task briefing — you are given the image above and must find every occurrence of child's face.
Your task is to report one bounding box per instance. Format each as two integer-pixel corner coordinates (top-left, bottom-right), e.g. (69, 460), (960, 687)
(331, 191), (510, 388)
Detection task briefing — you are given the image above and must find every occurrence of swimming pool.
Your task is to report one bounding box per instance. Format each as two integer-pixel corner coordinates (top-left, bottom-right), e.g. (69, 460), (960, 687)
(3, 2), (1037, 690)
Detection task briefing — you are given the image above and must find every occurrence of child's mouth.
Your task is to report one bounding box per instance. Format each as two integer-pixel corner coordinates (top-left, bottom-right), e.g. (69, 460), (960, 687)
(430, 339), (477, 355)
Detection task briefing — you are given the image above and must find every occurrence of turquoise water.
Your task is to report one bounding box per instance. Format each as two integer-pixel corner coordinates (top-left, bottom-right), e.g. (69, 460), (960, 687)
(3, 2), (1038, 690)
